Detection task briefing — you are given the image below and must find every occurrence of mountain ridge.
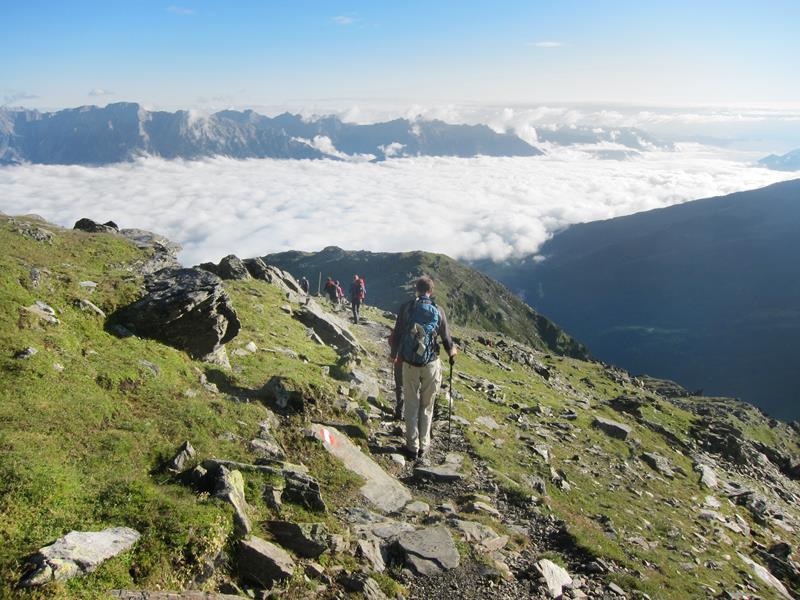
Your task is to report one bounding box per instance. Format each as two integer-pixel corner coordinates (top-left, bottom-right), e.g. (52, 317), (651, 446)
(475, 178), (800, 420)
(0, 102), (671, 166)
(262, 246), (588, 359)
(0, 102), (541, 165)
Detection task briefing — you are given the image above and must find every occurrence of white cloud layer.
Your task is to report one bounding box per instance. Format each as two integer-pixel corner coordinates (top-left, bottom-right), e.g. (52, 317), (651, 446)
(0, 146), (795, 266)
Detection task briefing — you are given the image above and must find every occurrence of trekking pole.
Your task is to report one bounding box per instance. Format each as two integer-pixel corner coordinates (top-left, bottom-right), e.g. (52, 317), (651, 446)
(447, 359), (454, 452)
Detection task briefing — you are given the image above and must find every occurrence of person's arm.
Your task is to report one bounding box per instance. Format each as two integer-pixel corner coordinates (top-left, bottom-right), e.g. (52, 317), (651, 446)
(438, 307), (457, 362)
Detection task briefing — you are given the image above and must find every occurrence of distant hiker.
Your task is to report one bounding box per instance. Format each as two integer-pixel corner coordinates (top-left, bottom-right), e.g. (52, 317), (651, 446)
(389, 275), (457, 462)
(350, 274), (366, 324)
(299, 276), (310, 294)
(324, 277), (337, 305)
(334, 280), (345, 307)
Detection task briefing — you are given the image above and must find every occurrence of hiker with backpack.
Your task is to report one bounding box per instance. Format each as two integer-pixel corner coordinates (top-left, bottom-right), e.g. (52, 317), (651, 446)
(350, 274), (366, 324)
(324, 277), (337, 305)
(299, 276), (310, 294)
(389, 275), (457, 463)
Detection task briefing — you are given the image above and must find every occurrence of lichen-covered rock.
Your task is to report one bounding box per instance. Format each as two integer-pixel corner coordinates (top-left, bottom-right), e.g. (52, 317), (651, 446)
(21, 527), (140, 587)
(213, 467), (251, 537)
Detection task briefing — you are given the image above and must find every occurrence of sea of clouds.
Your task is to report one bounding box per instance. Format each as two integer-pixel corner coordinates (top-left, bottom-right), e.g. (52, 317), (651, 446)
(0, 144), (795, 265)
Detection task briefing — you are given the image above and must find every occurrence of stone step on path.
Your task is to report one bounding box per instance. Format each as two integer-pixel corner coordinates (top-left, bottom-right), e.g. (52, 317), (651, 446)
(309, 423), (412, 513)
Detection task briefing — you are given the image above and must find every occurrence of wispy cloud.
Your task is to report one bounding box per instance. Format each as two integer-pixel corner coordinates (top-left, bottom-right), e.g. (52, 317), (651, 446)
(0, 149), (792, 265)
(332, 15), (356, 25)
(167, 5), (195, 16)
(2, 90), (38, 105)
(88, 88), (114, 97)
(528, 41), (566, 48)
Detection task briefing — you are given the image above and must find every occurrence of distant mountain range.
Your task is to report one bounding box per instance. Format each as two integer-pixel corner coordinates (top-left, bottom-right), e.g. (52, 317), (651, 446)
(0, 102), (669, 165)
(476, 179), (800, 420)
(0, 103), (540, 165)
(760, 148), (800, 171)
(263, 246), (588, 359)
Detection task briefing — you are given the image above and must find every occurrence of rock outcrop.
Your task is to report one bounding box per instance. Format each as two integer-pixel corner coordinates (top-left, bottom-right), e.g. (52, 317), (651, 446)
(294, 300), (361, 353)
(198, 255), (251, 281)
(113, 268), (240, 359)
(73, 219), (181, 274)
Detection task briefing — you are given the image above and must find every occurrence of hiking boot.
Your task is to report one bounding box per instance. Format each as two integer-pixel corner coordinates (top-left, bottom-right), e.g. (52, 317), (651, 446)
(402, 447), (418, 460)
(416, 449), (431, 467)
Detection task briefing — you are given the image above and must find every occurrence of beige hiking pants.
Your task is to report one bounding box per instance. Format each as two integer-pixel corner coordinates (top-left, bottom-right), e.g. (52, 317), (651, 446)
(403, 358), (442, 453)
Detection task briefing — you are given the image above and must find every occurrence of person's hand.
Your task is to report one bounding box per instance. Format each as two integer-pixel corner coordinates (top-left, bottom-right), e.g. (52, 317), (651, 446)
(448, 346), (458, 366)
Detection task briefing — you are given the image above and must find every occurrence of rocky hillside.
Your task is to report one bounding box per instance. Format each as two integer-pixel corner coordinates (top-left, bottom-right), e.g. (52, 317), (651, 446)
(477, 179), (800, 421)
(264, 247), (588, 359)
(1, 214), (799, 600)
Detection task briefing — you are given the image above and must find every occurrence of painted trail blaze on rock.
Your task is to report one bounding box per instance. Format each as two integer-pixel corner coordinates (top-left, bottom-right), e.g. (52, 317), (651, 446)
(21, 527), (141, 587)
(312, 424), (412, 513)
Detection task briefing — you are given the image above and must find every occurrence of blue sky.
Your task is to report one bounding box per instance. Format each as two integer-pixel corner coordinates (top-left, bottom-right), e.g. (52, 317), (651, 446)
(2, 0), (799, 110)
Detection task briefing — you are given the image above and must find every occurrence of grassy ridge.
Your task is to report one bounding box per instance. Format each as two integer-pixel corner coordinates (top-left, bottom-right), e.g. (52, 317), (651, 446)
(264, 247), (588, 358)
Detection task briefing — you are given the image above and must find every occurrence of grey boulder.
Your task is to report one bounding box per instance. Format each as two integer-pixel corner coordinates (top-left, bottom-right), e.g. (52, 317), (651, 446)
(534, 558), (573, 598)
(21, 527), (140, 587)
(198, 255), (251, 281)
(164, 441), (196, 474)
(294, 300), (361, 353)
(237, 536), (295, 587)
(266, 521), (329, 558)
(396, 526), (460, 576)
(114, 268), (240, 359)
(592, 416), (631, 440)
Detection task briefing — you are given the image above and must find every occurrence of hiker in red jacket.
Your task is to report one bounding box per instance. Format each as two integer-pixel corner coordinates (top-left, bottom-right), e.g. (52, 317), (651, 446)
(349, 275), (366, 324)
(324, 277), (337, 306)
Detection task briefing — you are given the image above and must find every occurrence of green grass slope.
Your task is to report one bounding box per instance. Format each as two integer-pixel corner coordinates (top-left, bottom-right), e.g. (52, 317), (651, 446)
(0, 217), (369, 599)
(1, 215), (798, 600)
